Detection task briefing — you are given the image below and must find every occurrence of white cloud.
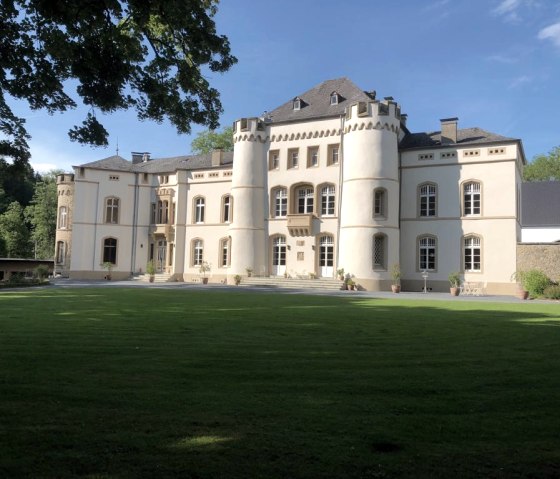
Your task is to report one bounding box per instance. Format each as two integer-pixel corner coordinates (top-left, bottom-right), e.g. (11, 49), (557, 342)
(508, 75), (532, 89)
(486, 54), (519, 64)
(492, 0), (540, 23)
(538, 22), (560, 47)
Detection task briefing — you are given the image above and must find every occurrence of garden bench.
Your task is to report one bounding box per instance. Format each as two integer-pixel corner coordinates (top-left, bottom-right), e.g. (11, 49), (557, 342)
(460, 282), (486, 296)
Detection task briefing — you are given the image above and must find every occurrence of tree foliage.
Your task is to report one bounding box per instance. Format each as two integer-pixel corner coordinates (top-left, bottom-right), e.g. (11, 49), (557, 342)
(0, 0), (237, 164)
(25, 172), (60, 259)
(0, 201), (31, 258)
(524, 146), (560, 181)
(191, 126), (233, 154)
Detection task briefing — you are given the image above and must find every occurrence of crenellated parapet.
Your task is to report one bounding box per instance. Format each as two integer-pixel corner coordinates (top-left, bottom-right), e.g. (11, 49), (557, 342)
(343, 99), (401, 136)
(233, 117), (269, 144)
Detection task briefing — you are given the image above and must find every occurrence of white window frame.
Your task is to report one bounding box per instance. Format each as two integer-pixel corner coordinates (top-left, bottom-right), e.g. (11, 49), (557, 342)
(419, 183), (437, 217)
(194, 197), (205, 224)
(321, 185), (335, 216)
(463, 236), (481, 272)
(418, 236), (436, 271)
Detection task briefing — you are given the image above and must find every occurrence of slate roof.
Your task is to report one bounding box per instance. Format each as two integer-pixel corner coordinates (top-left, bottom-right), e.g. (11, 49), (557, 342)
(76, 152), (233, 174)
(400, 127), (517, 150)
(266, 77), (374, 124)
(522, 181), (560, 227)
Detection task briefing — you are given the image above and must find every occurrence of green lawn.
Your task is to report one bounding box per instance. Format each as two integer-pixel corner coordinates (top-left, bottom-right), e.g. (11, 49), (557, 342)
(1, 288), (559, 478)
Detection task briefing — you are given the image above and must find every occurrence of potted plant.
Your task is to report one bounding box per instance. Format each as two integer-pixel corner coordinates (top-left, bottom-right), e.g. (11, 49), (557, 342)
(245, 267), (253, 277)
(336, 268), (345, 281)
(233, 274), (242, 286)
(448, 272), (461, 296)
(511, 271), (529, 300)
(199, 261), (211, 284)
(146, 260), (156, 283)
(102, 261), (113, 280)
(391, 263), (401, 293)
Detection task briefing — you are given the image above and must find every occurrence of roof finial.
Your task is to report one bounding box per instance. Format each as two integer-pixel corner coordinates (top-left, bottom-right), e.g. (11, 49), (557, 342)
(116, 137), (119, 156)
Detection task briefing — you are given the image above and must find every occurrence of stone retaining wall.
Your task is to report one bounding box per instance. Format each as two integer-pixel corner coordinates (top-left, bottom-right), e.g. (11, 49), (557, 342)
(517, 243), (560, 281)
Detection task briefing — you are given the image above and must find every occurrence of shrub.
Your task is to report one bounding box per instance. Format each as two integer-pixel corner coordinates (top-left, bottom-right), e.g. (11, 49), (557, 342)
(523, 269), (552, 297)
(34, 265), (49, 280)
(543, 285), (560, 300)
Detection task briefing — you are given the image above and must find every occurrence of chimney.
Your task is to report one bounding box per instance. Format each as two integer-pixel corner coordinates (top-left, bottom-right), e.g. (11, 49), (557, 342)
(211, 149), (224, 167)
(440, 118), (458, 144)
(131, 152), (150, 164)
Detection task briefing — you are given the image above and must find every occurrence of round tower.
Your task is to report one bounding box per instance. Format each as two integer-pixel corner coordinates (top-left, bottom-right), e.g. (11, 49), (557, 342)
(55, 173), (75, 277)
(228, 117), (268, 279)
(338, 99), (401, 290)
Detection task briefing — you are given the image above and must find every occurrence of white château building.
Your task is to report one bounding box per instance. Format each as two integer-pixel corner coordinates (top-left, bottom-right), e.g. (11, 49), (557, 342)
(55, 78), (526, 294)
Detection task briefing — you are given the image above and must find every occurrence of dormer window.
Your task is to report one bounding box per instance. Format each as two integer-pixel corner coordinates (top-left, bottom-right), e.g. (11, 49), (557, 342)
(293, 97), (301, 111)
(330, 92), (339, 105)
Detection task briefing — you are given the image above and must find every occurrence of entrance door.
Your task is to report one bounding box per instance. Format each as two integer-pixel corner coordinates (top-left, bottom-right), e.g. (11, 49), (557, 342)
(156, 239), (167, 272)
(272, 236), (286, 276)
(319, 235), (334, 278)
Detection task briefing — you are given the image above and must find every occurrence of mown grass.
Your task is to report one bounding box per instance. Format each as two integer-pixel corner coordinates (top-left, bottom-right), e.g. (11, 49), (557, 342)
(1, 288), (559, 478)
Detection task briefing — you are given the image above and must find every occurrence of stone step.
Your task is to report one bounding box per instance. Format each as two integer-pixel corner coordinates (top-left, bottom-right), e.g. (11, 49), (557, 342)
(132, 273), (173, 283)
(241, 276), (344, 291)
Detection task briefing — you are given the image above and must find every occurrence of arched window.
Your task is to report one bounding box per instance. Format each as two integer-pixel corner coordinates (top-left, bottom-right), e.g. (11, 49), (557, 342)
(56, 241), (65, 264)
(463, 235), (482, 272)
(321, 185), (335, 216)
(463, 181), (481, 216)
(103, 238), (117, 264)
(58, 206), (68, 229)
(373, 188), (387, 218)
(418, 236), (436, 271)
(105, 197), (119, 224)
(193, 239), (204, 266)
(220, 237), (230, 267)
(222, 195), (232, 223)
(194, 197), (205, 223)
(419, 183), (437, 217)
(372, 234), (387, 270)
(272, 187), (288, 218)
(297, 187), (314, 214)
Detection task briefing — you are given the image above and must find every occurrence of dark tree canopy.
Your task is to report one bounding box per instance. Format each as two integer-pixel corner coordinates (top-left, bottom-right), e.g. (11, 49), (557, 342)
(524, 146), (560, 182)
(191, 126), (233, 154)
(0, 0), (237, 164)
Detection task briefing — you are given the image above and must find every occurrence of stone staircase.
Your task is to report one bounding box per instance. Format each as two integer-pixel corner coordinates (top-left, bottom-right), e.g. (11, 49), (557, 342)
(132, 272), (174, 283)
(240, 276), (344, 291)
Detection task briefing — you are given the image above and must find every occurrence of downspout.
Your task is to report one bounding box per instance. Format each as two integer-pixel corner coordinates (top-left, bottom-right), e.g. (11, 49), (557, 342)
(130, 172), (139, 275)
(92, 181), (99, 270)
(335, 113), (345, 271)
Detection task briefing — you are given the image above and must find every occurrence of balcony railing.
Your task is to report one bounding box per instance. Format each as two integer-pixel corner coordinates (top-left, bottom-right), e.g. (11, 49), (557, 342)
(287, 214), (314, 236)
(150, 224), (175, 239)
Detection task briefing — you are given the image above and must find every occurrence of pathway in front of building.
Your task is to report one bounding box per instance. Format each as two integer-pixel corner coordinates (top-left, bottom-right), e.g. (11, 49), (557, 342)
(39, 278), (551, 304)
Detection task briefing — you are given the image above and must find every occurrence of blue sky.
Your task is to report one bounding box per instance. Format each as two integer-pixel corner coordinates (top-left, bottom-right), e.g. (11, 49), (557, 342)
(15, 0), (560, 173)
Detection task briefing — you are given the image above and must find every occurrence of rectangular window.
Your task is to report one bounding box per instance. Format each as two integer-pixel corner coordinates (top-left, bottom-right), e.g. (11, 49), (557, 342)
(307, 147), (319, 167)
(327, 144), (340, 166)
(269, 150), (280, 170)
(288, 149), (299, 169)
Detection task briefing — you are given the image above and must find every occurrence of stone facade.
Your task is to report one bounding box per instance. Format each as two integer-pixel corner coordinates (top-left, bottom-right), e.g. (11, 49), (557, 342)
(55, 78), (527, 295)
(517, 244), (560, 281)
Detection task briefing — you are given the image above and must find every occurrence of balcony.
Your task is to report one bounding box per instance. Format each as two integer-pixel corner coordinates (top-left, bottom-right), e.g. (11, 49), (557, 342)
(287, 214), (314, 236)
(150, 224), (175, 240)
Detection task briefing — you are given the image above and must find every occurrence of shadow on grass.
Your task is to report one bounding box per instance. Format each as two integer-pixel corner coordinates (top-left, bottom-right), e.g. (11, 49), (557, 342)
(0, 288), (559, 478)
